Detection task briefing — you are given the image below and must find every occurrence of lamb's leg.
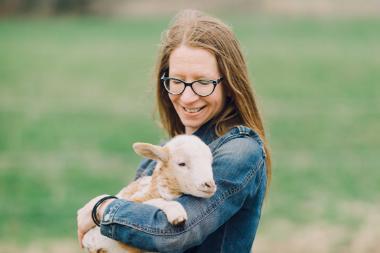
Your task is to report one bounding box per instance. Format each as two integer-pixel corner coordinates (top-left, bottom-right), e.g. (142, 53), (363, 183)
(82, 226), (126, 253)
(143, 198), (187, 225)
(83, 226), (145, 253)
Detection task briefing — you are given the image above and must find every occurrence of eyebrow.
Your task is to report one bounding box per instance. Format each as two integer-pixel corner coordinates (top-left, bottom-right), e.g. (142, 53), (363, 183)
(169, 74), (215, 80)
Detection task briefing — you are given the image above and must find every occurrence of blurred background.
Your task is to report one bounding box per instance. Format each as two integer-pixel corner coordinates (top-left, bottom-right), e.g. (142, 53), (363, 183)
(1, 0), (379, 252)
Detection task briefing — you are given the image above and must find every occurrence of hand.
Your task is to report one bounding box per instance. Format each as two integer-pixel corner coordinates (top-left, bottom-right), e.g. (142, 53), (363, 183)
(77, 194), (108, 248)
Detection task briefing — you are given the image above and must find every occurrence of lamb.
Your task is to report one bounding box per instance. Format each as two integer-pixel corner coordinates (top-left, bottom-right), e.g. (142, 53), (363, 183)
(82, 134), (217, 253)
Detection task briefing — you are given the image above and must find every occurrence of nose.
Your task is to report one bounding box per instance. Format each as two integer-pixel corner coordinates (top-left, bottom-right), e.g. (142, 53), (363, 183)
(201, 180), (217, 192)
(180, 86), (199, 104)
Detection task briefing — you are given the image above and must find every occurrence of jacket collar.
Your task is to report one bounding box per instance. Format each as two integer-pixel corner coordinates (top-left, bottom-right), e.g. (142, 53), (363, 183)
(192, 120), (218, 145)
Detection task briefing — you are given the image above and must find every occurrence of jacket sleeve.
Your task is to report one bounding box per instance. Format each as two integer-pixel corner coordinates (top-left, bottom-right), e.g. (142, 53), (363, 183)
(100, 135), (266, 252)
(134, 158), (155, 180)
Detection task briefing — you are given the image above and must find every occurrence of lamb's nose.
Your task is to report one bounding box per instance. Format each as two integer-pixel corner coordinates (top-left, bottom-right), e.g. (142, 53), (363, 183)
(202, 181), (216, 191)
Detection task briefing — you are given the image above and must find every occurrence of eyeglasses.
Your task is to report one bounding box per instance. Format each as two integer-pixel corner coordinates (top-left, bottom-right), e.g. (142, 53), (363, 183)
(161, 74), (223, 97)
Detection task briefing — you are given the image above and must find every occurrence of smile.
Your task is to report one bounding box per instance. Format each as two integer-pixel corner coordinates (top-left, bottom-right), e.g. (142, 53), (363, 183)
(183, 106), (205, 113)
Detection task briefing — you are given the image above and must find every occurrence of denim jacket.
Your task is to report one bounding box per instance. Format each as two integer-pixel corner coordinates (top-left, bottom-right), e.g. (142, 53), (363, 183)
(100, 122), (267, 253)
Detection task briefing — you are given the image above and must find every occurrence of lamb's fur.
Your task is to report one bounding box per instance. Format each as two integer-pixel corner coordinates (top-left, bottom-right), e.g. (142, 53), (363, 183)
(82, 135), (216, 253)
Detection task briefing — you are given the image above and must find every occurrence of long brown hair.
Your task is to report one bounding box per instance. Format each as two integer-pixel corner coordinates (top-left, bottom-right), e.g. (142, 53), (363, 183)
(155, 9), (272, 187)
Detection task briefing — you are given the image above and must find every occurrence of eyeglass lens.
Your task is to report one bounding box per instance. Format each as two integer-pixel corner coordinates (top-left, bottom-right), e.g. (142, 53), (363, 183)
(164, 79), (215, 96)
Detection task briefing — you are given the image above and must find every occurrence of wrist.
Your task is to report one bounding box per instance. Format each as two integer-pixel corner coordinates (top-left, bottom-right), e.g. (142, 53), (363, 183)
(97, 198), (115, 219)
(91, 195), (118, 226)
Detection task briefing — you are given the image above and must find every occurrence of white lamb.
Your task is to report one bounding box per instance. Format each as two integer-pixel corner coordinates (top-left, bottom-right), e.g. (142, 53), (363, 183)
(82, 134), (216, 253)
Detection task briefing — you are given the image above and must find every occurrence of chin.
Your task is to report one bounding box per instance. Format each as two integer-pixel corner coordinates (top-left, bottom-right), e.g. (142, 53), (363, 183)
(182, 118), (208, 127)
(181, 121), (201, 131)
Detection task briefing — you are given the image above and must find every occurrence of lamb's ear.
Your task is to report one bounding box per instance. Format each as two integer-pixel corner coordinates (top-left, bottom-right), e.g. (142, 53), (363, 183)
(133, 143), (169, 162)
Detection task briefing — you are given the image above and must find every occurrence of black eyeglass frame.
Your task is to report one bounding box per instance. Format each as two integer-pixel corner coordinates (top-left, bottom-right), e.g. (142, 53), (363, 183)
(161, 74), (224, 97)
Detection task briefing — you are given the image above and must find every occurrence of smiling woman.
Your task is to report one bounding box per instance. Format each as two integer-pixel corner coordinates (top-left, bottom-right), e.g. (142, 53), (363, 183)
(167, 46), (226, 134)
(77, 9), (272, 253)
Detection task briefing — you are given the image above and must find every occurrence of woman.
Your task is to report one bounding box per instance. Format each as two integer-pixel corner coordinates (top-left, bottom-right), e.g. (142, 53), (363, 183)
(77, 9), (271, 252)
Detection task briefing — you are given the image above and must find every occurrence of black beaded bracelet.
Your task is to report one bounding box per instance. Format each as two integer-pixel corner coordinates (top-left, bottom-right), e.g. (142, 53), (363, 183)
(91, 195), (118, 226)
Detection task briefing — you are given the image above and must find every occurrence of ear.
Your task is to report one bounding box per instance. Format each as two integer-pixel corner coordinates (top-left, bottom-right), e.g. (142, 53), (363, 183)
(133, 143), (169, 162)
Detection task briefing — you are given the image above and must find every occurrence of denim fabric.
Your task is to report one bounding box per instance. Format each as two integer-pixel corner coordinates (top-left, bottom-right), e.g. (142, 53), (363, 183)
(100, 123), (267, 253)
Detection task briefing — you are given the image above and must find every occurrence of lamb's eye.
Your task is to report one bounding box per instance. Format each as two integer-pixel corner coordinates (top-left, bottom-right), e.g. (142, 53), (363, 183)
(178, 162), (186, 167)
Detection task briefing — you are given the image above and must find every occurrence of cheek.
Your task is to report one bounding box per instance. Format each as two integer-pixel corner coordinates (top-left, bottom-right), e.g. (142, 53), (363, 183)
(217, 86), (226, 105)
(174, 168), (189, 182)
(167, 95), (178, 113)
(187, 170), (203, 184)
(181, 171), (197, 187)
(208, 96), (224, 114)
(168, 94), (179, 108)
(209, 85), (225, 109)
(168, 94), (174, 104)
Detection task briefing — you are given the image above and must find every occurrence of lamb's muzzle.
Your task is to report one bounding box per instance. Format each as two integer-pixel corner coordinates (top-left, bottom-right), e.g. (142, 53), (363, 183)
(199, 180), (217, 194)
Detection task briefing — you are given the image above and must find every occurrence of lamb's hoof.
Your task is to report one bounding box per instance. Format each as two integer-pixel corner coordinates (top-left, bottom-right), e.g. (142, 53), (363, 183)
(165, 203), (188, 225)
(171, 214), (187, 225)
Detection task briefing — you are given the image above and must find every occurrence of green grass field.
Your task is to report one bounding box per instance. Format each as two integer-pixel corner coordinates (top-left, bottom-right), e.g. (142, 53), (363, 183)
(1, 15), (379, 252)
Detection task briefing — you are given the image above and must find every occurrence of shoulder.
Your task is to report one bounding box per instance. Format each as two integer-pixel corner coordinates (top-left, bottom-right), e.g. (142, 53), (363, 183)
(205, 125), (267, 200)
(134, 158), (156, 179)
(210, 125), (266, 178)
(211, 125), (266, 160)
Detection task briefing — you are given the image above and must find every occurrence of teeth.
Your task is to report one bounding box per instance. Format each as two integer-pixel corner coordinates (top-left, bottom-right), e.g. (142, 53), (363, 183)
(184, 107), (203, 113)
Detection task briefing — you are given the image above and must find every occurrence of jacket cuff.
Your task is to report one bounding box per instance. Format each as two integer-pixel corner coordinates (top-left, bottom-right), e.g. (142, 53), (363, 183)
(99, 199), (125, 237)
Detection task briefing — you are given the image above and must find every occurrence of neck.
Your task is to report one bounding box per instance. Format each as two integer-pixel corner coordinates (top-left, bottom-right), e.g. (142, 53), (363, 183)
(185, 126), (198, 135)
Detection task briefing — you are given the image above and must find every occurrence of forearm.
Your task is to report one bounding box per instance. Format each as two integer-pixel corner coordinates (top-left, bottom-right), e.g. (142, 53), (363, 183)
(101, 199), (189, 250)
(99, 199), (193, 252)
(99, 175), (261, 253)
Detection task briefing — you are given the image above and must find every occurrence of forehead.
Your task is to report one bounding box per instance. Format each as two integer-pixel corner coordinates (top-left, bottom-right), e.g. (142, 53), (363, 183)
(171, 148), (212, 166)
(167, 136), (212, 161)
(169, 45), (219, 77)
